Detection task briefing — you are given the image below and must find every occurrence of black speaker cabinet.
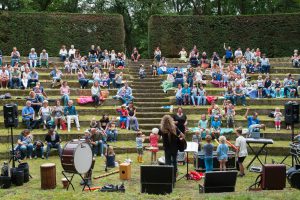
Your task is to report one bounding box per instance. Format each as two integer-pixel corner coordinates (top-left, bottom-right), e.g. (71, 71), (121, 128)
(3, 104), (18, 128)
(140, 165), (174, 195)
(262, 164), (286, 190)
(199, 171), (238, 193)
(285, 102), (299, 124)
(194, 151), (236, 171)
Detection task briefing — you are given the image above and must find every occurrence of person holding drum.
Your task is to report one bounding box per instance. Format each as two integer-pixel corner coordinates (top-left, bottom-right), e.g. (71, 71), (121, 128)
(89, 128), (106, 157)
(64, 100), (80, 132)
(45, 128), (62, 159)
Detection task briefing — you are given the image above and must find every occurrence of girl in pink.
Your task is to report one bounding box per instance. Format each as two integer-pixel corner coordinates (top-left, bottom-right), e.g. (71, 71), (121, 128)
(149, 128), (160, 164)
(274, 107), (282, 131)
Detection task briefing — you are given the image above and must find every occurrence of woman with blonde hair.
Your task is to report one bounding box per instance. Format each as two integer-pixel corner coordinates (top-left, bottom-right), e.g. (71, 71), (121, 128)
(159, 115), (185, 179)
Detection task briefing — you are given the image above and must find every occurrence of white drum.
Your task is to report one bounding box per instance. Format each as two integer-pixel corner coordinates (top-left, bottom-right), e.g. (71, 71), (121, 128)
(61, 140), (93, 174)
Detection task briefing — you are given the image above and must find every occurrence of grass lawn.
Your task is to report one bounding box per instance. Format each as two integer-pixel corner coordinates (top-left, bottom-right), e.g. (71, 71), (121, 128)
(0, 153), (299, 200)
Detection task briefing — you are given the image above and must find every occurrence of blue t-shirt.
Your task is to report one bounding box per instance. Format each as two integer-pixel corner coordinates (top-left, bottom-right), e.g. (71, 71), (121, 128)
(225, 50), (233, 59)
(211, 120), (221, 129)
(217, 143), (229, 160)
(247, 116), (260, 127)
(203, 143), (214, 158)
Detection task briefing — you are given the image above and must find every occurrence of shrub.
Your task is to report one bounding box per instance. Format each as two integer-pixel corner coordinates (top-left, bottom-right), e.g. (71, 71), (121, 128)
(148, 13), (300, 58)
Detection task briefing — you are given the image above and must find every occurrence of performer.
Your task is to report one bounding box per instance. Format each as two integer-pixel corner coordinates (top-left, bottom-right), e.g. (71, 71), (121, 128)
(159, 115), (185, 179)
(235, 128), (248, 177)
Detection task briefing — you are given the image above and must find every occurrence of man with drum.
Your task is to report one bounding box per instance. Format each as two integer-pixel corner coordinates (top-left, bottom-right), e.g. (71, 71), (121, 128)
(89, 128), (106, 157)
(45, 128), (62, 159)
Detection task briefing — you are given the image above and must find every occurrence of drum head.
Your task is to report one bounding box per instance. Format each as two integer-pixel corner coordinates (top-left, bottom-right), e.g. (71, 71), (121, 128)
(74, 142), (93, 174)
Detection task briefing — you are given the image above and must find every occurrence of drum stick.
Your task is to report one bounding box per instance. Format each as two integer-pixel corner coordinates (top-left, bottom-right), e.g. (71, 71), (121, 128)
(214, 139), (220, 145)
(84, 186), (101, 191)
(93, 170), (119, 180)
(226, 140), (238, 151)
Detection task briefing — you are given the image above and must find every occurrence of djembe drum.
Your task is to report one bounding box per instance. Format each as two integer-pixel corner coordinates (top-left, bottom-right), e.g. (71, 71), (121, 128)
(40, 163), (56, 189)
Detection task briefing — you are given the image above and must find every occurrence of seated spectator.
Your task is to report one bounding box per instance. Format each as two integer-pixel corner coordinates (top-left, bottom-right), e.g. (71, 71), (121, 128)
(127, 102), (139, 130)
(244, 108), (266, 136)
(0, 66), (9, 89)
(106, 146), (118, 167)
(27, 67), (39, 88)
(22, 66), (30, 89)
(28, 48), (38, 68)
(154, 47), (161, 63)
(159, 57), (168, 71)
(211, 52), (221, 67)
(100, 72), (110, 88)
(210, 115), (221, 139)
(68, 45), (76, 61)
(105, 117), (118, 142)
(116, 104), (128, 129)
(274, 78), (282, 98)
(191, 84), (200, 107)
(283, 74), (298, 98)
(174, 67), (184, 86)
(33, 82), (48, 102)
(234, 47), (243, 62)
(223, 43), (233, 63)
(222, 70), (229, 87)
(131, 47), (141, 62)
(139, 64), (146, 79)
(74, 49), (81, 64)
(60, 81), (70, 106)
(260, 54), (270, 74)
(115, 72), (123, 89)
(100, 114), (110, 130)
(52, 99), (64, 131)
(64, 100), (80, 132)
(88, 45), (97, 63)
(116, 52), (125, 69)
(234, 84), (246, 106)
(0, 49), (2, 66)
(50, 66), (63, 87)
(38, 100), (52, 130)
(246, 60), (255, 74)
(198, 114), (209, 139)
(90, 128), (106, 157)
(80, 56), (88, 71)
(39, 49), (49, 67)
(263, 75), (273, 98)
(90, 117), (100, 129)
(70, 59), (78, 74)
(91, 81), (102, 107)
(103, 50), (110, 69)
(11, 47), (20, 66)
(200, 52), (209, 68)
(64, 58), (71, 73)
(113, 82), (134, 105)
(33, 140), (44, 159)
(27, 91), (42, 114)
(182, 83), (191, 105)
(187, 67), (194, 87)
(291, 50), (299, 68)
(93, 67), (102, 84)
(151, 63), (158, 76)
(244, 48), (252, 62)
(78, 68), (89, 89)
(178, 47), (188, 62)
(59, 45), (68, 61)
(255, 48), (261, 61)
(108, 66), (117, 88)
(175, 84), (183, 105)
(22, 101), (36, 130)
(189, 48), (199, 67)
(10, 65), (21, 89)
(96, 46), (104, 60)
(15, 129), (33, 160)
(162, 73), (174, 93)
(257, 75), (264, 98)
(45, 128), (62, 159)
(194, 67), (206, 86)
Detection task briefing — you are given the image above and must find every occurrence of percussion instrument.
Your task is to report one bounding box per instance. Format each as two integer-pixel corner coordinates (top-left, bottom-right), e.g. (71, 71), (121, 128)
(290, 143), (300, 156)
(40, 163), (56, 189)
(245, 138), (274, 144)
(61, 178), (69, 189)
(119, 163), (131, 180)
(61, 140), (93, 174)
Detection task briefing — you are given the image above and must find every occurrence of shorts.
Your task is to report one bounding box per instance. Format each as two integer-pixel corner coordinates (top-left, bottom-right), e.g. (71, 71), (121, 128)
(238, 156), (246, 164)
(137, 148), (143, 155)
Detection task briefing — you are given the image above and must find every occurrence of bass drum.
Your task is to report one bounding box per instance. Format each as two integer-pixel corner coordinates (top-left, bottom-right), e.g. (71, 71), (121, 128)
(61, 140), (93, 174)
(287, 166), (300, 189)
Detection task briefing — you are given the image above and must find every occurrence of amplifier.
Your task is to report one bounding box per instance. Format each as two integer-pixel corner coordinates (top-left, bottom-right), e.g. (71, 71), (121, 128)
(194, 151), (236, 171)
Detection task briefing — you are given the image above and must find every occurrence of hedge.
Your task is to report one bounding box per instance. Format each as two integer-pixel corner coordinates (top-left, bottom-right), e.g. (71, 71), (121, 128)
(148, 13), (300, 58)
(0, 12), (125, 56)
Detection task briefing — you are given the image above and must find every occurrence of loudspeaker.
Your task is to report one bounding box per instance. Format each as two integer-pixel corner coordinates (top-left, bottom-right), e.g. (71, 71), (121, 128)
(3, 104), (18, 128)
(119, 163), (131, 180)
(199, 171), (238, 193)
(285, 102), (299, 124)
(287, 165), (300, 189)
(140, 165), (174, 195)
(261, 164), (286, 190)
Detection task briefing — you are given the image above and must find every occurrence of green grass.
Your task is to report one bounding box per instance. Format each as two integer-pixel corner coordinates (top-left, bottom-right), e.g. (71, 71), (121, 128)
(0, 154), (299, 200)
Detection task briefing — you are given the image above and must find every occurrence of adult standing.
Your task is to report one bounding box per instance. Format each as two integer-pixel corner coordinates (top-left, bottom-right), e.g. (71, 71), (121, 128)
(173, 107), (187, 134)
(159, 115), (185, 179)
(45, 128), (62, 159)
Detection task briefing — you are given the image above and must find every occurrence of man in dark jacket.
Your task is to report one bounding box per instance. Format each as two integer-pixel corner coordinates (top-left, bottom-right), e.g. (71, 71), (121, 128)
(45, 128), (62, 159)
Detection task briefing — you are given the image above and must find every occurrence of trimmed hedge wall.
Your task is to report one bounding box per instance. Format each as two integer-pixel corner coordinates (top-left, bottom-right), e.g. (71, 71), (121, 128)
(0, 12), (125, 56)
(148, 13), (300, 58)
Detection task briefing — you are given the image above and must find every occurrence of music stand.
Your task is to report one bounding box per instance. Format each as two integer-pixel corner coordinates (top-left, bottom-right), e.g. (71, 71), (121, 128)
(178, 142), (198, 181)
(62, 171), (91, 191)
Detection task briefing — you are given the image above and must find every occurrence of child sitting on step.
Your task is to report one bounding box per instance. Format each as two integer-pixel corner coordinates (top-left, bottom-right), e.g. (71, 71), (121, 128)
(116, 105), (128, 129)
(274, 107), (282, 131)
(106, 146), (119, 168)
(136, 131), (145, 163)
(139, 64), (146, 79)
(151, 64), (157, 76)
(198, 114), (209, 139)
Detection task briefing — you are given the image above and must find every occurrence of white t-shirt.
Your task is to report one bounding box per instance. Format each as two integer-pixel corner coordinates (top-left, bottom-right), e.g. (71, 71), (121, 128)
(235, 135), (248, 157)
(69, 48), (76, 56)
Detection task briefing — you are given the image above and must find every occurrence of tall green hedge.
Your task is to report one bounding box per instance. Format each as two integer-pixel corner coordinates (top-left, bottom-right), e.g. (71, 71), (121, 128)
(148, 13), (300, 58)
(0, 12), (125, 56)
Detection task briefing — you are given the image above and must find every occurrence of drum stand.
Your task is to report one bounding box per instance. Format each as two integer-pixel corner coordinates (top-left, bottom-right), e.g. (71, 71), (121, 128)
(62, 171), (91, 191)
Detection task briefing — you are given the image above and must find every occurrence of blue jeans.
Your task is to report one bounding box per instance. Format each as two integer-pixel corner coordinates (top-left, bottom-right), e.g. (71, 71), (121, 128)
(204, 157), (213, 172)
(33, 146), (44, 158)
(10, 78), (21, 88)
(61, 94), (69, 106)
(106, 130), (118, 141)
(27, 79), (38, 88)
(114, 95), (133, 105)
(60, 55), (67, 62)
(18, 144), (33, 159)
(89, 55), (97, 62)
(107, 78), (116, 89)
(165, 150), (177, 180)
(93, 141), (105, 156)
(234, 95), (246, 105)
(23, 118), (34, 129)
(262, 65), (270, 74)
(11, 58), (20, 66)
(176, 96), (183, 105)
(46, 143), (62, 159)
(79, 78), (89, 88)
(225, 95), (234, 104)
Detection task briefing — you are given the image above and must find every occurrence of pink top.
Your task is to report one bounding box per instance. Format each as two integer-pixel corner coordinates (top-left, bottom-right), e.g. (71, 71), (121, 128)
(60, 86), (70, 95)
(149, 134), (159, 147)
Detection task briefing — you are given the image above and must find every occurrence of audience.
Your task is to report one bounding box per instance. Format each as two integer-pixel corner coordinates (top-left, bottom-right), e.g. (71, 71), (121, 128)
(28, 48), (38, 68)
(15, 129), (33, 160)
(64, 100), (80, 132)
(45, 128), (62, 159)
(40, 49), (49, 67)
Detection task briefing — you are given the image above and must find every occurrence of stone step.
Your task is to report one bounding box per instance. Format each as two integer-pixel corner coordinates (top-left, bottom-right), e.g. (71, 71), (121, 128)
(133, 93), (167, 98)
(134, 98), (170, 102)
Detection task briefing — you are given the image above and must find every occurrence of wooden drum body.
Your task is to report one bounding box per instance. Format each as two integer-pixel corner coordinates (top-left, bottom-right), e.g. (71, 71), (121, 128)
(61, 140), (93, 174)
(40, 163), (56, 190)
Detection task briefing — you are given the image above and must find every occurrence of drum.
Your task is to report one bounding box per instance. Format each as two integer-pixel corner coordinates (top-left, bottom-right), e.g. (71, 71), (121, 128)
(61, 140), (93, 174)
(40, 163), (56, 189)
